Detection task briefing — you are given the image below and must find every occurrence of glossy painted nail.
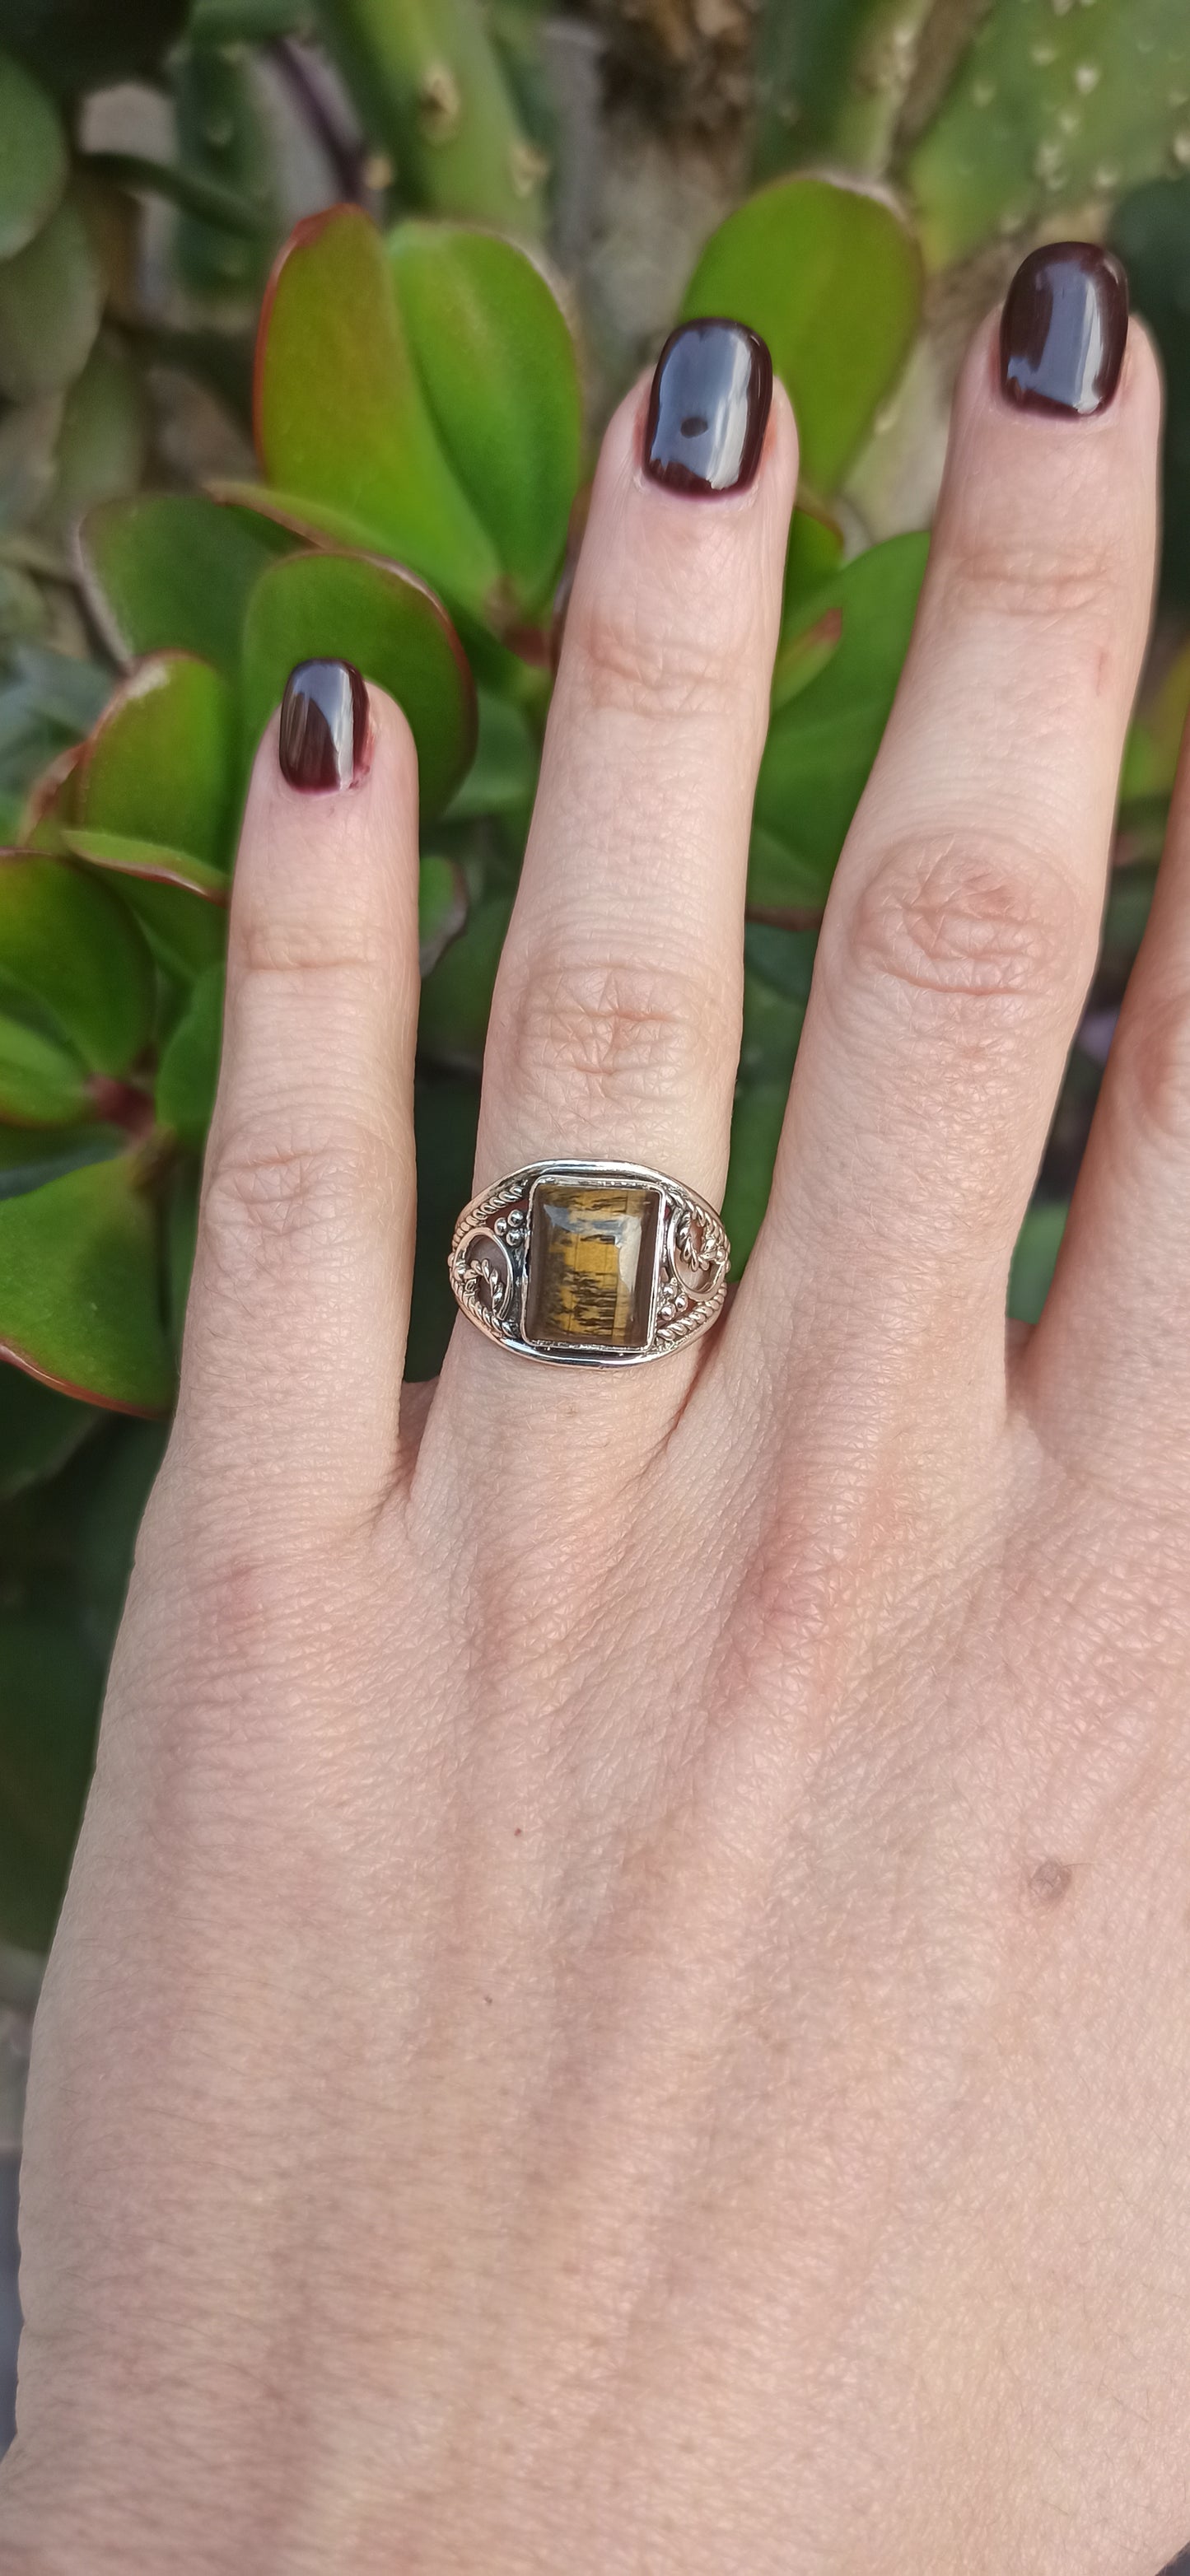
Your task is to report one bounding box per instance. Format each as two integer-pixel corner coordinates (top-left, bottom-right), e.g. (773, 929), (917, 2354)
(644, 317), (773, 497)
(278, 659), (370, 791)
(1001, 243), (1129, 418)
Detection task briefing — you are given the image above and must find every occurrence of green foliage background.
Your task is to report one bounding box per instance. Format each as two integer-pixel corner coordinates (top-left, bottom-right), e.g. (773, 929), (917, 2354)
(0, 0), (1189, 1952)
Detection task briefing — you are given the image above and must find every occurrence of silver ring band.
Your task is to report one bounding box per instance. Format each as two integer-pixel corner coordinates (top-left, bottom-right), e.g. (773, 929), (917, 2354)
(448, 1159), (730, 1366)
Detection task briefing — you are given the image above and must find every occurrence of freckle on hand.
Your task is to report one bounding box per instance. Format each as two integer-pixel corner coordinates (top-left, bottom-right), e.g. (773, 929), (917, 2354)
(1027, 1857), (1073, 1908)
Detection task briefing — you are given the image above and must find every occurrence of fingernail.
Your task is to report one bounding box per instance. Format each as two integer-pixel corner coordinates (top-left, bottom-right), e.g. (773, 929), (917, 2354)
(1000, 243), (1128, 419)
(644, 317), (773, 497)
(278, 659), (370, 791)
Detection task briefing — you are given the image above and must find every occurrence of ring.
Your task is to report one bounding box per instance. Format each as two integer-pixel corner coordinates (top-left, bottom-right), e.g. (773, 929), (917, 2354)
(448, 1160), (730, 1366)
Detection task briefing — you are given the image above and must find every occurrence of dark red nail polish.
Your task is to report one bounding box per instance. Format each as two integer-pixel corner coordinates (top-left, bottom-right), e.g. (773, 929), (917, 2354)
(1000, 243), (1128, 418)
(644, 318), (773, 497)
(278, 660), (370, 791)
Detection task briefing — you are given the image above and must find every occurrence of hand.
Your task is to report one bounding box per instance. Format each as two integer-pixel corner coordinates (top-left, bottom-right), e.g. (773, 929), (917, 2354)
(2, 251), (1187, 2576)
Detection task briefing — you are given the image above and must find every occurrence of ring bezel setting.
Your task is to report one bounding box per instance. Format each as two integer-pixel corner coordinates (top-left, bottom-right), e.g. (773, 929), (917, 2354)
(448, 1160), (729, 1366)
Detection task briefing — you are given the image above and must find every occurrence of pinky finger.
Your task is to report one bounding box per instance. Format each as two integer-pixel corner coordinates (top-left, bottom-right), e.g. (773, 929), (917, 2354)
(175, 667), (422, 1527)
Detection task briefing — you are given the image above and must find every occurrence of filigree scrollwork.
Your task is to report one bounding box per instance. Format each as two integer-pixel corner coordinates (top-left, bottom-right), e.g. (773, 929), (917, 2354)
(448, 1161), (729, 1365)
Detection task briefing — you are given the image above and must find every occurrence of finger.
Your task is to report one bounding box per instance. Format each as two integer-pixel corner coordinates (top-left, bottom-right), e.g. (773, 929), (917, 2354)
(474, 320), (795, 1208)
(740, 249), (1158, 1435)
(175, 664), (420, 1523)
(1022, 717), (1190, 1472)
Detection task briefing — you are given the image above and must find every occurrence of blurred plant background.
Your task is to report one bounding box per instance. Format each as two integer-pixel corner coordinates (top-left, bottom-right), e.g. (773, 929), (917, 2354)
(0, 0), (1188, 2510)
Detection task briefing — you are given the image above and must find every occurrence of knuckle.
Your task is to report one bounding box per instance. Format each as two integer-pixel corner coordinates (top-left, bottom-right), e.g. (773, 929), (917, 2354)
(492, 951), (731, 1120)
(567, 575), (759, 728)
(1112, 986), (1190, 1150)
(940, 525), (1124, 637)
(202, 1110), (391, 1286)
(846, 832), (1083, 1022)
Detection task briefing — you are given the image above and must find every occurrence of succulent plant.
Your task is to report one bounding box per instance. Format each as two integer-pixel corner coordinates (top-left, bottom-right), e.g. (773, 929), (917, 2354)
(0, 0), (1188, 1958)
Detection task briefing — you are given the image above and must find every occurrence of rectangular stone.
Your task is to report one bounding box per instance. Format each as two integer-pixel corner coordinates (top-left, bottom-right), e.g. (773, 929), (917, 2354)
(523, 1181), (660, 1351)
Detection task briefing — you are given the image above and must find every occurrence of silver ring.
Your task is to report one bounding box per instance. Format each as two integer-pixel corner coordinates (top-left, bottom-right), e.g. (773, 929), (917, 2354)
(448, 1159), (730, 1366)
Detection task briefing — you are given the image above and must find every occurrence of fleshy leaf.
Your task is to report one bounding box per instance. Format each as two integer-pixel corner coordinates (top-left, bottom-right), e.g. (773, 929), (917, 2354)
(0, 48), (67, 261)
(389, 222), (581, 615)
(750, 532), (928, 914)
(254, 207), (500, 622)
(0, 1013), (87, 1127)
(446, 688), (539, 819)
(63, 831), (231, 900)
(240, 548), (477, 816)
(0, 1361), (97, 1500)
(910, 0), (1190, 271)
(723, 1082), (787, 1276)
(407, 1070), (479, 1379)
(418, 856), (468, 978)
(0, 851), (155, 1075)
(84, 875), (226, 984)
(155, 963), (223, 1146)
(38, 337), (148, 542)
(0, 1152), (174, 1412)
(680, 179), (922, 495)
(79, 493), (292, 677)
(784, 504), (845, 609)
(0, 1122), (123, 1201)
(0, 189), (102, 403)
(73, 652), (237, 874)
(418, 890), (511, 1071)
(1009, 1200), (1067, 1326)
(0, 1603), (102, 1952)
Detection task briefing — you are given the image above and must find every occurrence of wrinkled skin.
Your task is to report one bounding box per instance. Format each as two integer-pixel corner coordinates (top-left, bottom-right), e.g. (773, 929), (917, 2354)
(4, 309), (1190, 2576)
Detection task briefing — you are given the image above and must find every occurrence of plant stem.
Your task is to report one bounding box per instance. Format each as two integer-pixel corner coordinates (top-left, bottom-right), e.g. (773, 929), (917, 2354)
(827, 0), (938, 176)
(310, 0), (548, 234)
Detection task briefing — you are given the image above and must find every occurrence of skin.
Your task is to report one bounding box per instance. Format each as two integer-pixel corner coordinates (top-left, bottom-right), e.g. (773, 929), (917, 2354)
(2, 304), (1189, 2575)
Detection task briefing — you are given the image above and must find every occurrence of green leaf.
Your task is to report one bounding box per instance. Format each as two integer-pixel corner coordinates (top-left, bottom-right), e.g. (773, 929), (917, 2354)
(418, 855), (468, 978)
(171, 35), (278, 299)
(680, 179), (922, 494)
(74, 652), (237, 873)
(0, 47), (67, 260)
(0, 1121), (123, 1201)
(1112, 179), (1190, 609)
(784, 503), (845, 609)
(78, 874), (226, 984)
(0, 1012), (87, 1126)
(739, 970), (805, 1087)
(0, 1152), (174, 1412)
(0, 852), (155, 1075)
(446, 687), (539, 817)
(1009, 1199), (1067, 1326)
(240, 548), (477, 816)
(408, 1070), (479, 1379)
(0, 189), (102, 402)
(0, 1603), (102, 1952)
(751, 531), (928, 912)
(743, 921), (819, 1005)
(79, 494), (292, 679)
(166, 1157), (199, 1358)
(254, 206), (500, 623)
(1122, 640), (1190, 803)
(36, 336), (149, 542)
(63, 832), (231, 901)
(155, 963), (223, 1146)
(0, 1360), (97, 1500)
(418, 889), (511, 1071)
(909, 0), (1190, 271)
(389, 223), (581, 615)
(723, 1081), (786, 1275)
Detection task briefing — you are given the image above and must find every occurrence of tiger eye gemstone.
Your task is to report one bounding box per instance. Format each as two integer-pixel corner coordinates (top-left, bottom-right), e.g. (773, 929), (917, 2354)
(524, 1183), (660, 1350)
